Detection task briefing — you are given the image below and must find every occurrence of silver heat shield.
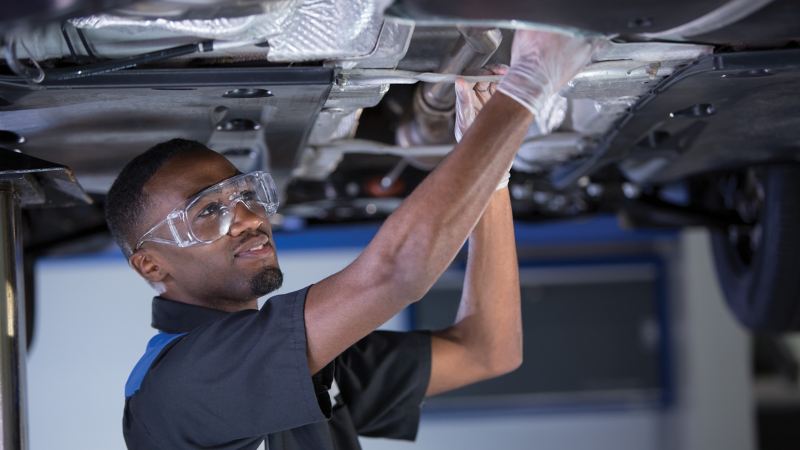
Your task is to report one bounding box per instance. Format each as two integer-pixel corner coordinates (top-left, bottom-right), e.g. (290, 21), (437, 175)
(68, 0), (299, 41)
(60, 0), (392, 62)
(267, 0), (392, 62)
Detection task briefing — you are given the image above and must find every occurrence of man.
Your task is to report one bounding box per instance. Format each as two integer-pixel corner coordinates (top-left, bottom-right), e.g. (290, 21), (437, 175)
(107, 30), (593, 449)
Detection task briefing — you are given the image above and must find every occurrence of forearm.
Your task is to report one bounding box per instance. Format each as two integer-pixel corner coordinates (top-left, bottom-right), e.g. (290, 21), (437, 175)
(426, 189), (522, 395)
(456, 188), (521, 367)
(367, 93), (532, 302)
(304, 29), (591, 374)
(306, 94), (530, 374)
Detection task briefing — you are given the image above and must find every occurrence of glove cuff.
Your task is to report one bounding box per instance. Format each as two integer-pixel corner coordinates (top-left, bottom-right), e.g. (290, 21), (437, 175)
(496, 171), (511, 191)
(498, 63), (555, 112)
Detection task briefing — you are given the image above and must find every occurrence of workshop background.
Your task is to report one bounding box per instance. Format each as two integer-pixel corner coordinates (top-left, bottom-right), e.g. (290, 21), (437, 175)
(4, 0), (800, 448)
(27, 217), (796, 450)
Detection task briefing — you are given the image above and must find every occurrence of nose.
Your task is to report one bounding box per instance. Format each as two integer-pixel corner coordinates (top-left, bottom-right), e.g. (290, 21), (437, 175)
(227, 200), (268, 236)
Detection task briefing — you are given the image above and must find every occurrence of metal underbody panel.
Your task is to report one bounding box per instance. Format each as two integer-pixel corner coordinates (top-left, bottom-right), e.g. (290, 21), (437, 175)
(0, 67), (333, 193)
(2, 0), (798, 228)
(396, 0), (730, 35)
(396, 0), (800, 45)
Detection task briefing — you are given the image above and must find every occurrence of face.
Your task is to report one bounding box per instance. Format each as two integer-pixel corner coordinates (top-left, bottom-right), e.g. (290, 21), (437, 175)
(132, 150), (282, 309)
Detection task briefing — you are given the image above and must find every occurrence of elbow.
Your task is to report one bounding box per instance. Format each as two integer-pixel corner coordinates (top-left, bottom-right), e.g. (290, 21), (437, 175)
(382, 256), (435, 306)
(389, 277), (430, 307)
(399, 278), (430, 305)
(387, 266), (430, 306)
(488, 350), (523, 378)
(484, 339), (523, 378)
(369, 254), (431, 306)
(505, 351), (524, 374)
(374, 220), (444, 304)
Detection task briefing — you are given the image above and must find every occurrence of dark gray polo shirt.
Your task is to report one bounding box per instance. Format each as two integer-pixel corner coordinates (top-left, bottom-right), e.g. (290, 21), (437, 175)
(123, 286), (432, 449)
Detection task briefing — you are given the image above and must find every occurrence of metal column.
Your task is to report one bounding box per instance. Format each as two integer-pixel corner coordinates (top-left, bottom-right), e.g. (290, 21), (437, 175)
(0, 148), (92, 450)
(0, 184), (27, 450)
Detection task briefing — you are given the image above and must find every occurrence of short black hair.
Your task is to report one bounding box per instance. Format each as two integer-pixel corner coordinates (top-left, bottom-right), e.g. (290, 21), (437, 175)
(106, 138), (211, 257)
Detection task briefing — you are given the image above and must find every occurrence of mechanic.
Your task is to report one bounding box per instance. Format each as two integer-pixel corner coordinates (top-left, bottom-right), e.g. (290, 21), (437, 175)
(106, 30), (593, 450)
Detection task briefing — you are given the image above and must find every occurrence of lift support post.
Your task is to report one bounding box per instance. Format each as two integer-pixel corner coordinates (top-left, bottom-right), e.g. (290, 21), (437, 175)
(0, 148), (91, 449)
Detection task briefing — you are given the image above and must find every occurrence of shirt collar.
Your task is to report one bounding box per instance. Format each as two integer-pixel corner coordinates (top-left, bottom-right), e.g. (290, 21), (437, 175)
(151, 296), (231, 333)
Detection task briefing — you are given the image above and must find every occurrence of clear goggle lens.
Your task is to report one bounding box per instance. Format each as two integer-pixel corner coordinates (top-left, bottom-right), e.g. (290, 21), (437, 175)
(135, 171), (278, 250)
(186, 183), (272, 242)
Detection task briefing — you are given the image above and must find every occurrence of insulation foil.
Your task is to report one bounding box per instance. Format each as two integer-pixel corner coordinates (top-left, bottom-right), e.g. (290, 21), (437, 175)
(67, 0), (392, 62)
(69, 0), (299, 41)
(267, 0), (393, 62)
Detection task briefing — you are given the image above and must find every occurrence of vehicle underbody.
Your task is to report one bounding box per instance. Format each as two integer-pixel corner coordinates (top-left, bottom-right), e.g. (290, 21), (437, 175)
(3, 0), (800, 330)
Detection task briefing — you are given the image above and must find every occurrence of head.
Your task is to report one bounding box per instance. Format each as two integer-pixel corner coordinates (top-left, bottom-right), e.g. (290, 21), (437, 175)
(106, 139), (282, 310)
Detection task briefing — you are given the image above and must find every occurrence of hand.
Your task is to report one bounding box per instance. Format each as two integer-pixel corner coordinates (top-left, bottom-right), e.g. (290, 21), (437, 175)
(498, 29), (594, 132)
(455, 65), (512, 190)
(454, 64), (508, 142)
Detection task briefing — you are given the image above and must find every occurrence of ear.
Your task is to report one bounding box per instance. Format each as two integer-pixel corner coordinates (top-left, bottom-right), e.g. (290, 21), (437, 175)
(129, 250), (168, 283)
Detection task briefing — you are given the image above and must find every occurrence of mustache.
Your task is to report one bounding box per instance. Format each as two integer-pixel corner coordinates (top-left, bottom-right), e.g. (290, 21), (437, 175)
(233, 229), (273, 248)
(230, 227), (276, 258)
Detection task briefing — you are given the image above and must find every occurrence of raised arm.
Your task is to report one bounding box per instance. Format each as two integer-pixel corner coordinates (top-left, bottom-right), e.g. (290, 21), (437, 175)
(305, 94), (530, 373)
(426, 186), (521, 396)
(303, 30), (593, 374)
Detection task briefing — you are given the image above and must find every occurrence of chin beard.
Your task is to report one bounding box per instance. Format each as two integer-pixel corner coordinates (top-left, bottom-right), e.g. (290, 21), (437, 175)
(250, 267), (283, 297)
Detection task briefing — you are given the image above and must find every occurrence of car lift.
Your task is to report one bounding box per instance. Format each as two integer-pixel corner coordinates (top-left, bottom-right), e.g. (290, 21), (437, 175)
(0, 147), (91, 449)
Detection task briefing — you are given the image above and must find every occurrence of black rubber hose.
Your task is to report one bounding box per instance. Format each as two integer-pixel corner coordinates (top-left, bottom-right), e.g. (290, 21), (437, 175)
(59, 24), (79, 60)
(46, 40), (214, 81)
(75, 27), (97, 61)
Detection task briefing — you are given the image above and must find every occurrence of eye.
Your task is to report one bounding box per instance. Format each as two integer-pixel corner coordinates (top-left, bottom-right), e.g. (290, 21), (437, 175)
(241, 190), (257, 202)
(197, 201), (224, 218)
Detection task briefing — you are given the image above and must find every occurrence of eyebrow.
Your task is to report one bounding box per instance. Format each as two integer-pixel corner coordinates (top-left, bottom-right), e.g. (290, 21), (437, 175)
(184, 170), (244, 199)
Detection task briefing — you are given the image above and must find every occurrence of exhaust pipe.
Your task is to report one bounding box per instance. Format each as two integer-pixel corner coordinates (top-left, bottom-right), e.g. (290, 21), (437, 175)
(396, 27), (503, 148)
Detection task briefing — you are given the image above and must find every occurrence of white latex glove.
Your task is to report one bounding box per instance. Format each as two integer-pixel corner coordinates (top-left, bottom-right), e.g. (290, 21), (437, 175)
(455, 64), (508, 142)
(498, 29), (594, 133)
(455, 64), (511, 190)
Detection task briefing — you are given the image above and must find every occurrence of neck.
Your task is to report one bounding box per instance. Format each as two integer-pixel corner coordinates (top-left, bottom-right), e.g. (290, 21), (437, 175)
(161, 286), (258, 312)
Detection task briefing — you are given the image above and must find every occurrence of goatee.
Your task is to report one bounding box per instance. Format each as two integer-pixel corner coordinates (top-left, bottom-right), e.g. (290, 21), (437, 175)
(250, 267), (283, 297)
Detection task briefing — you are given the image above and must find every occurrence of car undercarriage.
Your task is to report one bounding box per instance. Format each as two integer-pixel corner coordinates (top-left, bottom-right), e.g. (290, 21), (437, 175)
(3, 0), (800, 332)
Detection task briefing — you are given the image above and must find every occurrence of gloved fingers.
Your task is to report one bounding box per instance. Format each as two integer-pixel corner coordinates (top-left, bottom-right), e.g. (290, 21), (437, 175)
(455, 77), (478, 117)
(455, 78), (478, 142)
(499, 29), (595, 119)
(454, 63), (514, 188)
(473, 82), (493, 104)
(512, 29), (594, 85)
(473, 64), (508, 100)
(454, 65), (508, 142)
(455, 77), (476, 100)
(486, 64), (509, 74)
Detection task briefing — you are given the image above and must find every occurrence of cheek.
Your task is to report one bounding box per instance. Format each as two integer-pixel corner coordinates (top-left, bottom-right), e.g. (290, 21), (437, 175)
(168, 246), (232, 278)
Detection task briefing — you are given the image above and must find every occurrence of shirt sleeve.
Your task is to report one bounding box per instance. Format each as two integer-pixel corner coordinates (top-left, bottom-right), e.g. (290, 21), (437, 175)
(334, 330), (432, 441)
(133, 287), (327, 447)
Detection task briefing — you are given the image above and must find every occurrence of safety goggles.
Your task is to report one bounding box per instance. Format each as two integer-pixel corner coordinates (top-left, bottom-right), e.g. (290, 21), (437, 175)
(135, 171), (279, 250)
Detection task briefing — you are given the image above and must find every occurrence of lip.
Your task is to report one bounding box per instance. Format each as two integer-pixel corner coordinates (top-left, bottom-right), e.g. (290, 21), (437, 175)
(234, 236), (273, 259)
